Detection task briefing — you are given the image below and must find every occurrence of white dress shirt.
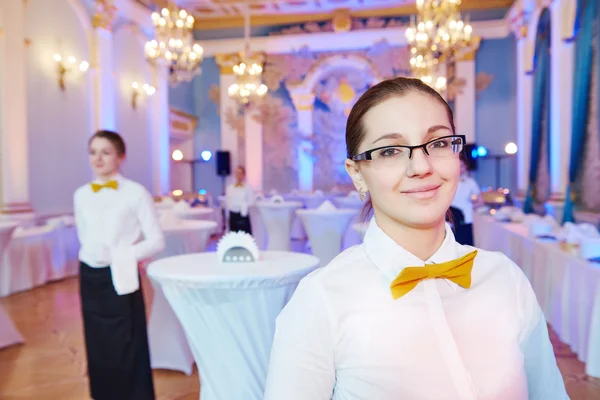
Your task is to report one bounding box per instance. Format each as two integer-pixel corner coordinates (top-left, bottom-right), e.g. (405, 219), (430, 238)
(264, 218), (568, 400)
(225, 182), (254, 217)
(74, 174), (165, 295)
(451, 176), (481, 224)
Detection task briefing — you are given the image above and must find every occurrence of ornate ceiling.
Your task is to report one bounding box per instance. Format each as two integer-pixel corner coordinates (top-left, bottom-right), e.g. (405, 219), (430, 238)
(134, 0), (515, 29)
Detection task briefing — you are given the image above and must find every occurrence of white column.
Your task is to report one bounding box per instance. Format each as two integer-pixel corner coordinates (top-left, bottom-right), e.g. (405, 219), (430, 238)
(290, 91), (315, 192)
(151, 65), (171, 195)
(0, 0), (32, 213)
(216, 54), (239, 187)
(245, 109), (263, 190)
(454, 55), (477, 144)
(548, 0), (574, 199)
(515, 37), (534, 194)
(91, 6), (117, 131)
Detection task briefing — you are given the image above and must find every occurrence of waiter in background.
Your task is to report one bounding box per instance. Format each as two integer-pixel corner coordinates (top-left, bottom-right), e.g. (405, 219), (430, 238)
(450, 154), (484, 245)
(225, 165), (255, 234)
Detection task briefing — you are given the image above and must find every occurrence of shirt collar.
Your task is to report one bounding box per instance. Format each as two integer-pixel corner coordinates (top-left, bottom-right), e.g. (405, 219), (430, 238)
(363, 217), (464, 285)
(92, 173), (123, 185)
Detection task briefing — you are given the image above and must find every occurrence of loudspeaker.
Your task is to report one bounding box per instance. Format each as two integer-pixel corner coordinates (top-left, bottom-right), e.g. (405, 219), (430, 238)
(216, 150), (231, 176)
(462, 143), (478, 171)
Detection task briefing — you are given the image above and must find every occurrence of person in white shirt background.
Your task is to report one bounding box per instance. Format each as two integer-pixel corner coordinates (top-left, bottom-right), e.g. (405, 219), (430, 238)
(449, 154), (484, 245)
(264, 77), (568, 400)
(74, 130), (165, 400)
(225, 165), (254, 234)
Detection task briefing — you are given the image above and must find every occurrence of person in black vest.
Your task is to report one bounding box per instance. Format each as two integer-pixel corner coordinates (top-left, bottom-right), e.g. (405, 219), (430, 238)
(74, 130), (164, 400)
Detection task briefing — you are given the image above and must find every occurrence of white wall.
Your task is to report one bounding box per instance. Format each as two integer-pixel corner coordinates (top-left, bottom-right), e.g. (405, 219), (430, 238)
(114, 24), (154, 191)
(25, 0), (93, 214)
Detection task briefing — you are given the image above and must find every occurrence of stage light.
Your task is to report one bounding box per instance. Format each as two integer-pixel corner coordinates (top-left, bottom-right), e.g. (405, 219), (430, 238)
(201, 150), (212, 161)
(477, 146), (488, 157)
(198, 189), (207, 195)
(505, 142), (517, 154)
(172, 189), (183, 196)
(172, 149), (183, 161)
(471, 148), (478, 159)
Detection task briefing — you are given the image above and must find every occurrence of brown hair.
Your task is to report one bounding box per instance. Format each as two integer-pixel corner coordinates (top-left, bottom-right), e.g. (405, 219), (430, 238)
(89, 130), (126, 156)
(345, 77), (457, 221)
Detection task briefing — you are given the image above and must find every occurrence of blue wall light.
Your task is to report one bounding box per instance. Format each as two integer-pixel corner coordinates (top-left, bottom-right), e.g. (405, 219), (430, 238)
(201, 150), (212, 161)
(477, 146), (488, 157)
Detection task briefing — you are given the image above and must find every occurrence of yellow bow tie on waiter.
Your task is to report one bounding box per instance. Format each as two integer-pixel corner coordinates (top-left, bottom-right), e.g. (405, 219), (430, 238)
(90, 180), (119, 193)
(390, 250), (478, 299)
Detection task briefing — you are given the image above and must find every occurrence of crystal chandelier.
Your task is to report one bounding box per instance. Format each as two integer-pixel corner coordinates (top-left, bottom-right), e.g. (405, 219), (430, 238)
(228, 10), (268, 105)
(405, 0), (473, 61)
(405, 0), (473, 92)
(145, 4), (203, 86)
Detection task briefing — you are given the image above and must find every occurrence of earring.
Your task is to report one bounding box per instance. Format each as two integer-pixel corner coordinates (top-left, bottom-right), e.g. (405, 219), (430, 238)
(358, 188), (367, 201)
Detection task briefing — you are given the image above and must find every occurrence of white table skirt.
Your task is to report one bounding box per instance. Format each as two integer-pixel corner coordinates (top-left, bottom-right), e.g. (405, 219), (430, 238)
(147, 251), (319, 400)
(257, 202), (303, 251)
(0, 225), (80, 297)
(473, 214), (600, 377)
(0, 303), (23, 349)
(147, 220), (217, 375)
(297, 209), (357, 266)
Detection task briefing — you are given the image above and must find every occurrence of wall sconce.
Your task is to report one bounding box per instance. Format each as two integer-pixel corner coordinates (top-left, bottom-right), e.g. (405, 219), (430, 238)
(131, 82), (156, 110)
(53, 53), (89, 91)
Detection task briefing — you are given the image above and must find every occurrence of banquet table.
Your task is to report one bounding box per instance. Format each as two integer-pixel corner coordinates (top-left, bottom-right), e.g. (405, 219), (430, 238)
(0, 222), (23, 349)
(473, 213), (600, 378)
(297, 208), (357, 266)
(256, 201), (303, 251)
(147, 219), (217, 375)
(1, 224), (80, 297)
(147, 251), (320, 400)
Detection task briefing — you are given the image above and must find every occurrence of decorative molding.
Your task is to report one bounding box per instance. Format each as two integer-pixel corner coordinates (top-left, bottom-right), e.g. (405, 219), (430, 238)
(215, 53), (239, 75)
(455, 36), (481, 61)
(189, 0), (515, 30)
(332, 8), (352, 33)
(290, 92), (316, 111)
(0, 202), (34, 214)
(507, 8), (532, 39)
(199, 19), (510, 57)
(169, 107), (198, 141)
(92, 0), (118, 30)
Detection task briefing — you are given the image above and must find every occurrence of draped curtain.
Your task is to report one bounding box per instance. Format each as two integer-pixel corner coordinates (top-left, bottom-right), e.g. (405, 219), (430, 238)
(563, 0), (599, 222)
(575, 18), (600, 212)
(523, 8), (552, 214)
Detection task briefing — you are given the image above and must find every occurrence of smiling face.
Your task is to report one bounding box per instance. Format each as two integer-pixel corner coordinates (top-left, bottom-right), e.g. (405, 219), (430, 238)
(345, 91), (460, 230)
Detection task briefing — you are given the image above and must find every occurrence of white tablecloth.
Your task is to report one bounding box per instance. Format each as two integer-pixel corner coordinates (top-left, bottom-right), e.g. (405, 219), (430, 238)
(473, 214), (600, 377)
(173, 207), (215, 221)
(147, 251), (319, 400)
(257, 201), (303, 251)
(147, 220), (217, 375)
(0, 225), (80, 297)
(0, 222), (23, 349)
(297, 209), (357, 266)
(0, 303), (23, 349)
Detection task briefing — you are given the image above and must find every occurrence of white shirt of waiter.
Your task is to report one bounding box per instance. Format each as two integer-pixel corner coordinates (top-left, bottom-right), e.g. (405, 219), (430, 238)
(451, 175), (481, 224)
(225, 182), (254, 217)
(264, 218), (568, 400)
(74, 174), (165, 295)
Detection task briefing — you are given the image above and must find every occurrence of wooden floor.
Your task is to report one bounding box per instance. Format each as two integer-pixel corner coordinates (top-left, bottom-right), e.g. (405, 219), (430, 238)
(1, 277), (600, 400)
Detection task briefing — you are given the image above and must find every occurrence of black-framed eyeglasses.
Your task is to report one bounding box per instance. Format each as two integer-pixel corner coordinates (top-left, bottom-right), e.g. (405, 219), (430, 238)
(349, 135), (466, 162)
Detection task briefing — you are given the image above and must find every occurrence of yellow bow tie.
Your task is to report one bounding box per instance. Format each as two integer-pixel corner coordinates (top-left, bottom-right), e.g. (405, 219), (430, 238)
(90, 180), (119, 193)
(390, 250), (478, 299)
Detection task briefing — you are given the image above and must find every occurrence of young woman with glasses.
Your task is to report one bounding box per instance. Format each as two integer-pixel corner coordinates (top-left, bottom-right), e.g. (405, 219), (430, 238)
(264, 77), (568, 400)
